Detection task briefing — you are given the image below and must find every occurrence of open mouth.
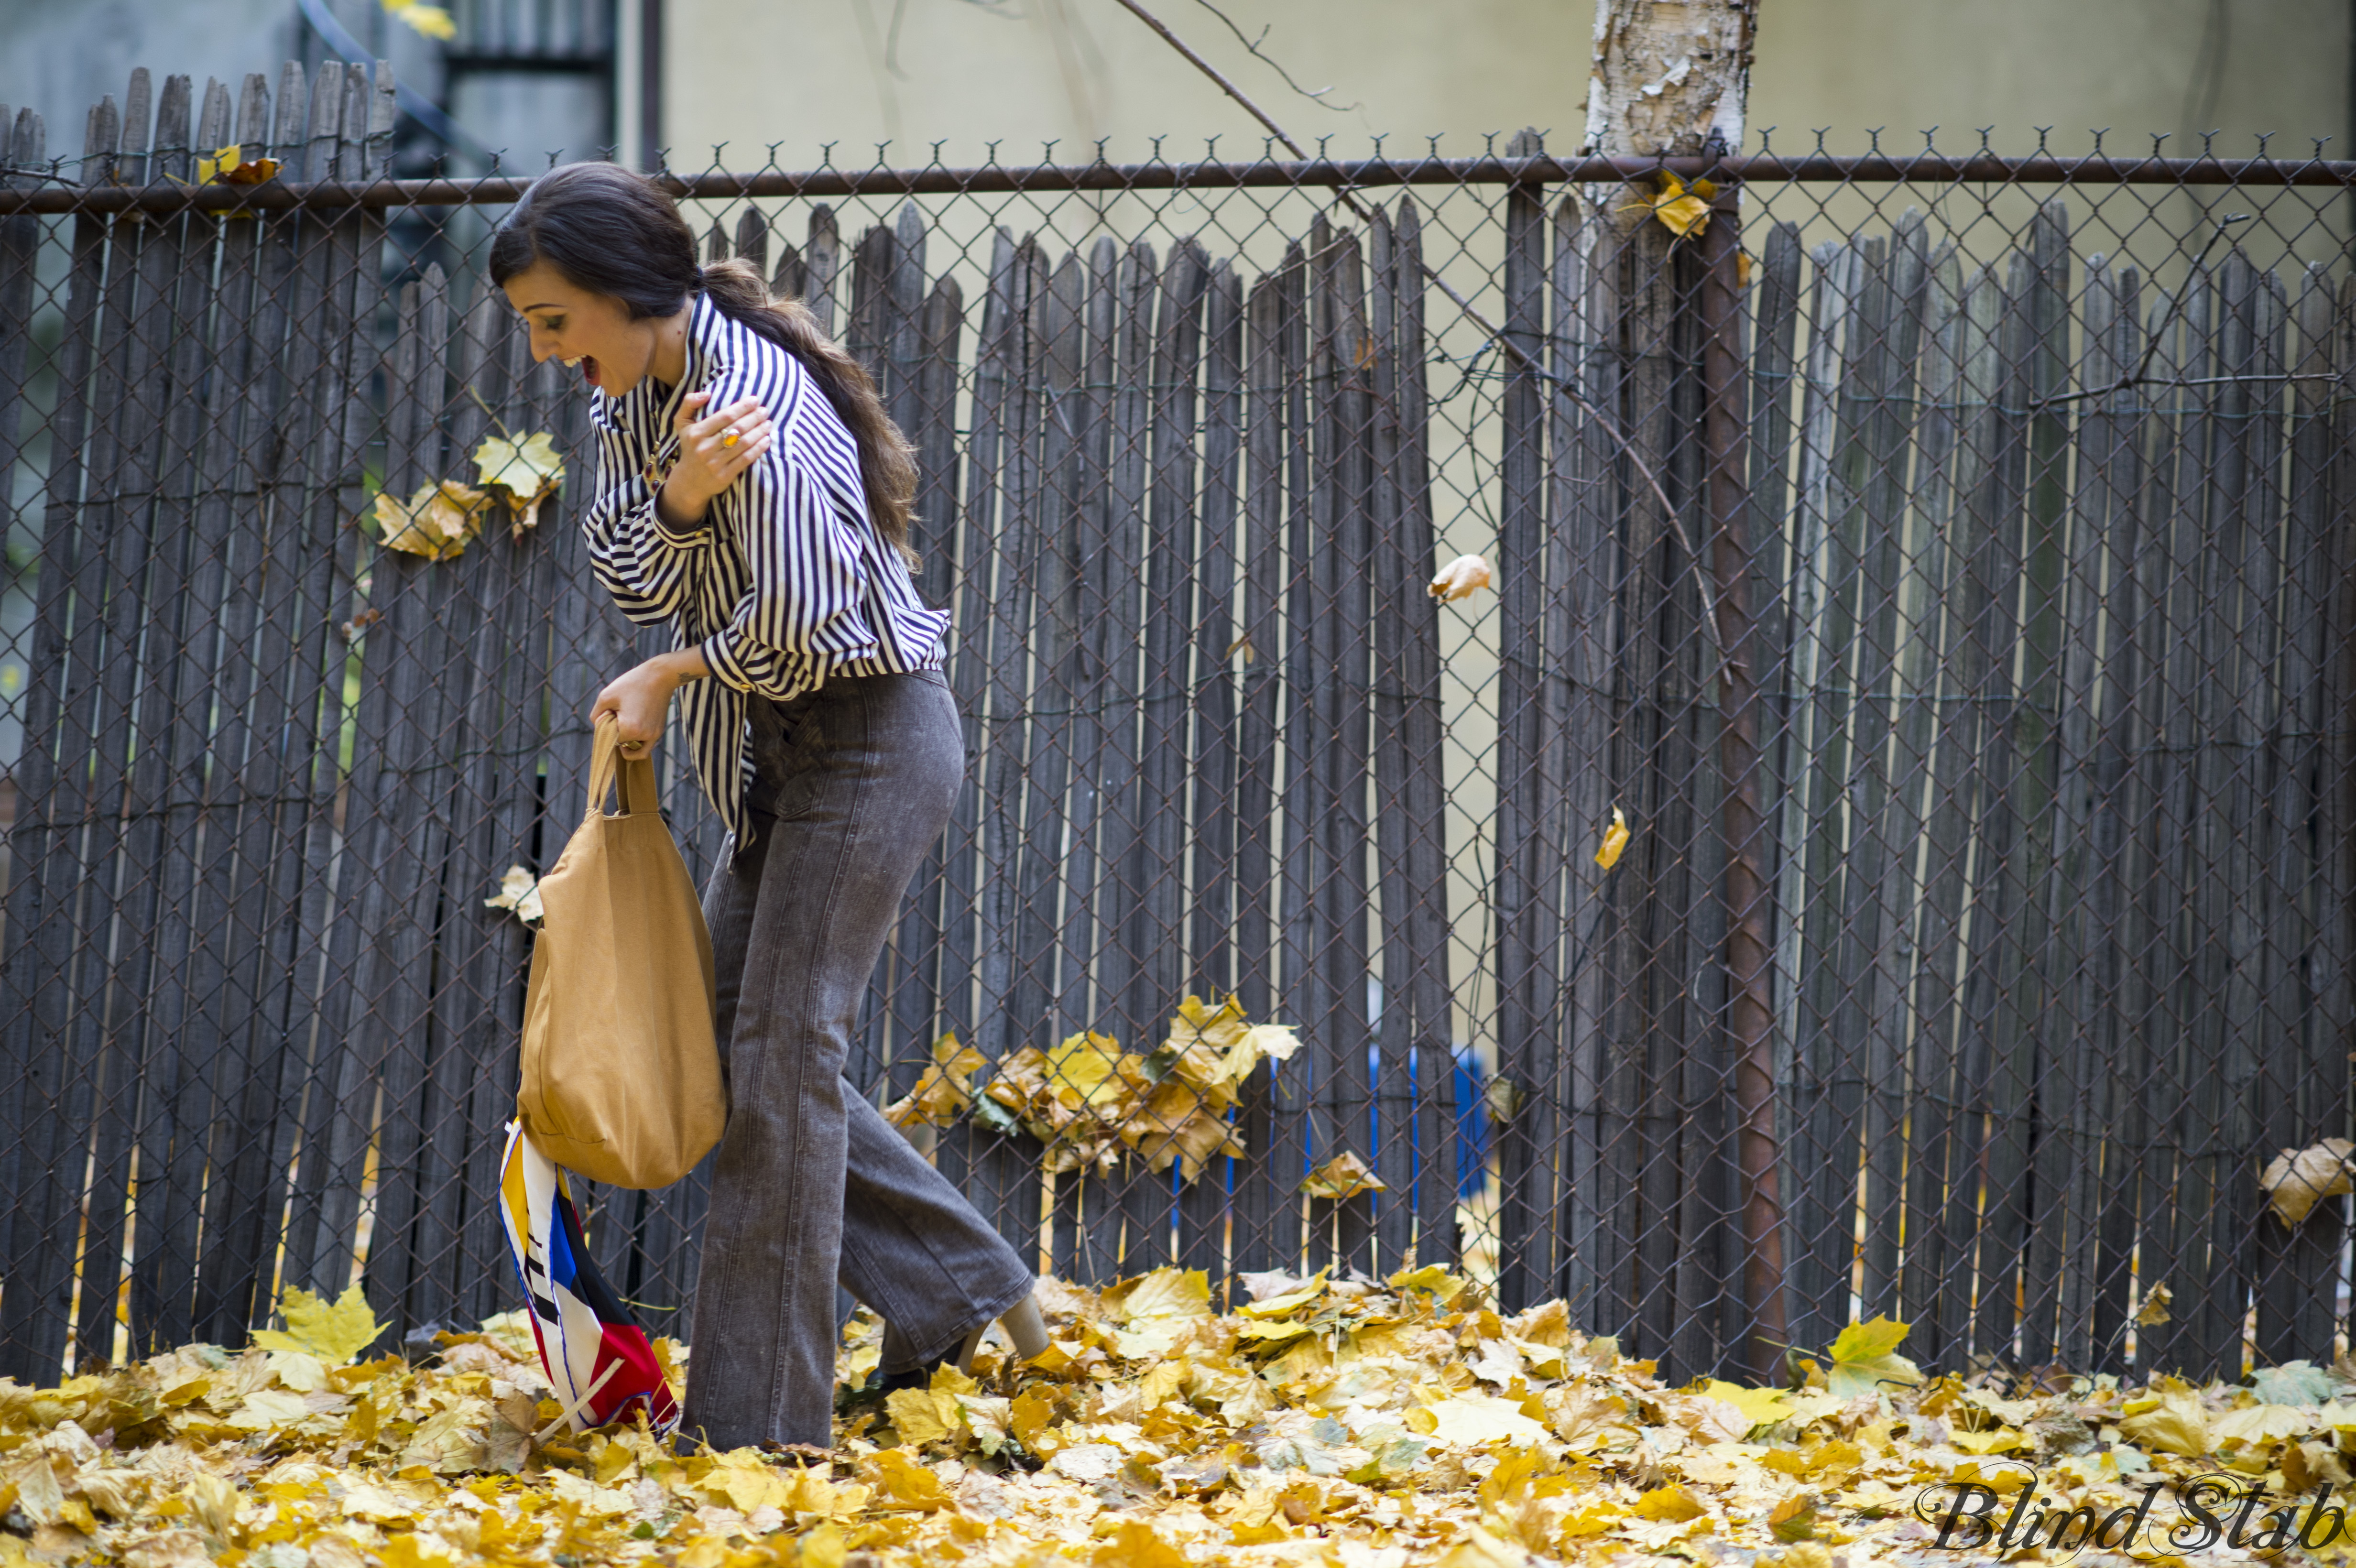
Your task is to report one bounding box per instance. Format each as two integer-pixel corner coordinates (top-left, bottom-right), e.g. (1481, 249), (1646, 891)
(561, 354), (600, 387)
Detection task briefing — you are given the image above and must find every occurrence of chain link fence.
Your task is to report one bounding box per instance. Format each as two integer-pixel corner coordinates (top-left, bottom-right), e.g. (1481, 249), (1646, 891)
(2, 58), (2353, 1390)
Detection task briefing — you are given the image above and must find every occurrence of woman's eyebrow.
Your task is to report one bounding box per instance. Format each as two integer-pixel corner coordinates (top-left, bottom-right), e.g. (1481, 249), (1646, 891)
(519, 302), (563, 313)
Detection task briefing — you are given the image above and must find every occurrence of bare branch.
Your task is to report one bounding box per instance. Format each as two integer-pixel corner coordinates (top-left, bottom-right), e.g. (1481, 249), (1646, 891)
(1181, 0), (1357, 113)
(1103, 0), (1308, 159)
(1105, 0), (1737, 690)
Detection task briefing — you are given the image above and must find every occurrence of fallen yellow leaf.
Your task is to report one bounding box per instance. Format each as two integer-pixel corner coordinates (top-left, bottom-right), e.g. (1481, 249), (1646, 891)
(1698, 1379), (1789, 1429)
(250, 1284), (385, 1364)
(1633, 1483), (1708, 1522)
(1823, 1315), (1922, 1398)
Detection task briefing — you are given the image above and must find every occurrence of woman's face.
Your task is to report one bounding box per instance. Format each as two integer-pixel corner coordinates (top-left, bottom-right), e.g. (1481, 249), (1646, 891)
(502, 261), (662, 396)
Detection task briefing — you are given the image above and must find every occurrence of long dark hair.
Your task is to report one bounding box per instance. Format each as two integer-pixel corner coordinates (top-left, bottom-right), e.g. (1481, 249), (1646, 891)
(489, 162), (917, 561)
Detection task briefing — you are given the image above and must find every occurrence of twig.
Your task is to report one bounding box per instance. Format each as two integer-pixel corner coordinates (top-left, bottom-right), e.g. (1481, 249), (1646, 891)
(1104, 0), (1736, 691)
(1181, 0), (1356, 112)
(1105, 0), (1308, 157)
(465, 381), (518, 443)
(2026, 210), (2251, 410)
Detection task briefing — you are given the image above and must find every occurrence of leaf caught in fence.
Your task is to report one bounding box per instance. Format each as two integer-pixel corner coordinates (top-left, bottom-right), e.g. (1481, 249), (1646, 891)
(1300, 1150), (1386, 1200)
(958, 999), (1292, 1182)
(370, 480), (491, 562)
(472, 430), (567, 535)
(883, 1033), (991, 1130)
(483, 864), (543, 927)
(1621, 171), (1716, 239)
(1596, 805), (1631, 871)
(196, 144), (281, 185)
(1429, 552), (1494, 602)
(2260, 1137), (2355, 1225)
(249, 1283), (386, 1364)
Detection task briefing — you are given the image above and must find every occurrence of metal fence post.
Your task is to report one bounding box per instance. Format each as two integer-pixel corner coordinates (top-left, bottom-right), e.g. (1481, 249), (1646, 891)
(1698, 168), (1787, 1381)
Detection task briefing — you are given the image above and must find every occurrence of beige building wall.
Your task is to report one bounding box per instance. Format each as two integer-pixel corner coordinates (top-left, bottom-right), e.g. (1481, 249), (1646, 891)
(661, 0), (2347, 167)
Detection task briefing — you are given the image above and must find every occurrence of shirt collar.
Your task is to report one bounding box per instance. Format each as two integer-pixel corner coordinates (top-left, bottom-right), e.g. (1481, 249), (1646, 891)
(604, 292), (723, 441)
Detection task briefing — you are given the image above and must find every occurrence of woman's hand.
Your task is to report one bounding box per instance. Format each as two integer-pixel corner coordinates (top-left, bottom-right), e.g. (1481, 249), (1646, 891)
(657, 391), (773, 529)
(591, 648), (712, 755)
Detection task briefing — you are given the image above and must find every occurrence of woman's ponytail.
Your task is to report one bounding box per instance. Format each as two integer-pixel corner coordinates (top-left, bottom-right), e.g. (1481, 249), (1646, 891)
(696, 257), (919, 567)
(489, 163), (920, 567)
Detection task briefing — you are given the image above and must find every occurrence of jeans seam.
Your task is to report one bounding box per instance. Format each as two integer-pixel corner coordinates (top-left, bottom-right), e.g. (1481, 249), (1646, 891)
(759, 677), (877, 1425)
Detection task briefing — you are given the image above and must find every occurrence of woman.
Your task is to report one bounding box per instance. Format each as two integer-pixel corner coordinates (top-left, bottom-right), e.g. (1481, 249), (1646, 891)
(491, 162), (1042, 1451)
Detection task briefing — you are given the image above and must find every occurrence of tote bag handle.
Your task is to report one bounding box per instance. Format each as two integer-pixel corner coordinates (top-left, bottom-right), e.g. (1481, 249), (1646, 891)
(586, 713), (662, 820)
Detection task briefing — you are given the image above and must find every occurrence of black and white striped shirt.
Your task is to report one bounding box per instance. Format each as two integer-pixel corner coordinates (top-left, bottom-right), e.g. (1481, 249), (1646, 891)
(582, 291), (950, 845)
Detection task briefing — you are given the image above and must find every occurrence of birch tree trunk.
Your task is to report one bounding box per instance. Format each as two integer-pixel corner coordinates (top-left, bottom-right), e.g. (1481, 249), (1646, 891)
(1584, 0), (1757, 158)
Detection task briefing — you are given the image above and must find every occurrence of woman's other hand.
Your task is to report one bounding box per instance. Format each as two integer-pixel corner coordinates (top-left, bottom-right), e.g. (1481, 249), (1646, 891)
(591, 648), (712, 754)
(657, 390), (772, 529)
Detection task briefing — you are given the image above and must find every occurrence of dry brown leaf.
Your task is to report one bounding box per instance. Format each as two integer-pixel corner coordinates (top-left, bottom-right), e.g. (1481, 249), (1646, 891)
(1429, 552), (1495, 602)
(2261, 1137), (2355, 1224)
(370, 480), (490, 562)
(1300, 1149), (1387, 1199)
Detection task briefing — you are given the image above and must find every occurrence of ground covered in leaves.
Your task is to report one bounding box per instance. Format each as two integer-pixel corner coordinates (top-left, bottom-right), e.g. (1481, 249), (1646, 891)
(8, 1266), (2356, 1568)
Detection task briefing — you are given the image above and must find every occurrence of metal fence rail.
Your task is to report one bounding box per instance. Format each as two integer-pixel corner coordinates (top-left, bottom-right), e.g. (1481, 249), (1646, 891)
(2, 58), (2352, 1389)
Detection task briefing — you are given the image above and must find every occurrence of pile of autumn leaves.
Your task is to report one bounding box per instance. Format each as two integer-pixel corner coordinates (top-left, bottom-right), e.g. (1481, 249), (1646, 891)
(879, 997), (1386, 1196)
(11, 1271), (2356, 1568)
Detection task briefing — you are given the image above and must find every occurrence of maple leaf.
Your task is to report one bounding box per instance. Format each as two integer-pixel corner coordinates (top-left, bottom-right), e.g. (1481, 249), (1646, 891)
(1426, 1392), (1547, 1447)
(472, 430), (567, 535)
(249, 1284), (386, 1364)
(370, 480), (490, 562)
(1823, 1315), (1923, 1398)
(883, 1033), (989, 1129)
(2120, 1388), (2209, 1455)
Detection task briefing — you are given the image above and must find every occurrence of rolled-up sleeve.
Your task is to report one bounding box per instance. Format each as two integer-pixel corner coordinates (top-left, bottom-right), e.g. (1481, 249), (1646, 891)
(581, 420), (708, 628)
(695, 445), (883, 699)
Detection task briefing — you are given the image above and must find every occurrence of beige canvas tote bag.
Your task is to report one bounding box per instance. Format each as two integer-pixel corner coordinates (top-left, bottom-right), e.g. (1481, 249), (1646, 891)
(515, 714), (724, 1187)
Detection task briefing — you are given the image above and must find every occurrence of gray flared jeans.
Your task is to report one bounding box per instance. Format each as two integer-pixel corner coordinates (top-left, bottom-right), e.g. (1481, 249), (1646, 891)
(681, 668), (1034, 1450)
